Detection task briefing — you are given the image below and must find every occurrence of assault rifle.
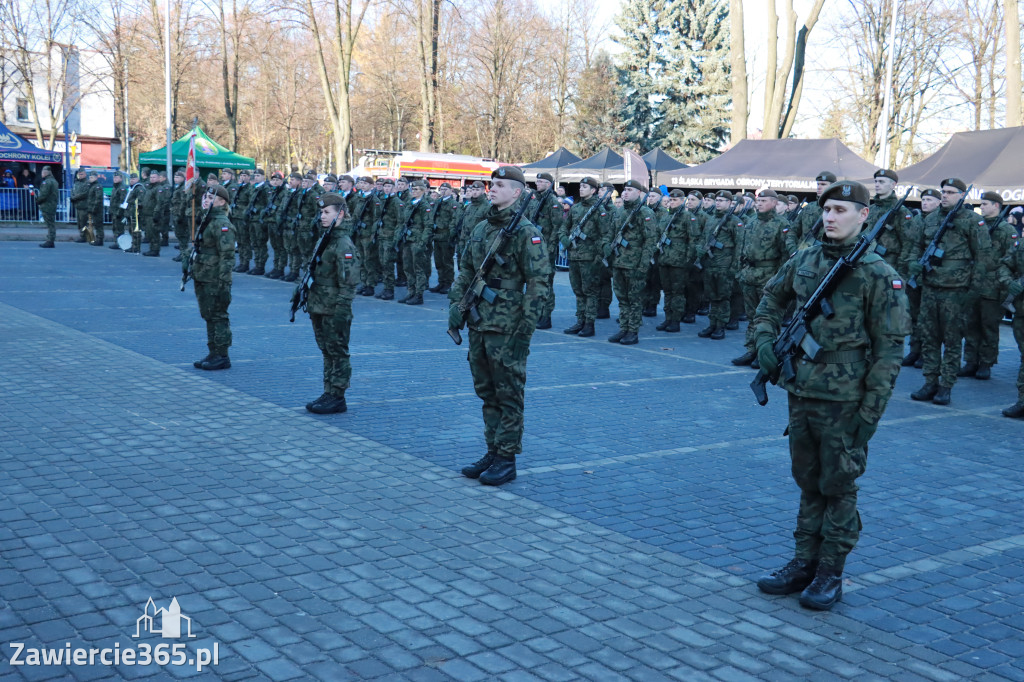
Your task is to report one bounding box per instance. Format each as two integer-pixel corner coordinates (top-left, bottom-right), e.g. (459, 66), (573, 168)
(652, 206), (686, 266)
(447, 192), (534, 345)
(276, 189), (297, 230)
(261, 185), (284, 220)
(351, 191), (375, 237)
(603, 191), (657, 267)
(229, 182), (245, 214)
(179, 189), (218, 291)
(530, 187), (554, 224)
(372, 193), (392, 245)
(908, 184), (973, 289)
(245, 183), (264, 221)
(394, 199), (425, 251)
(449, 200), (470, 249)
(567, 188), (612, 248)
(750, 186), (913, 406)
(694, 197), (751, 271)
(290, 214), (340, 322)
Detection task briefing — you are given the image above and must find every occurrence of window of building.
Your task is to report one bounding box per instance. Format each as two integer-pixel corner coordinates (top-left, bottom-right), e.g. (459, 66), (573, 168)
(16, 98), (30, 121)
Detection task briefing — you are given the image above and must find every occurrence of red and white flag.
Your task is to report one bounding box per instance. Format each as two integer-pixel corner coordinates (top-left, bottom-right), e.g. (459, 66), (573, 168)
(184, 129), (197, 186)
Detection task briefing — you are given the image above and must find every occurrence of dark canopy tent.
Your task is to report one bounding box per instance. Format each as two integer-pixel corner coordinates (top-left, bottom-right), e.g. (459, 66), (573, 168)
(655, 138), (876, 192)
(558, 147), (625, 183)
(0, 120), (62, 165)
(894, 127), (1024, 203)
(521, 147), (581, 182)
(642, 148), (687, 173)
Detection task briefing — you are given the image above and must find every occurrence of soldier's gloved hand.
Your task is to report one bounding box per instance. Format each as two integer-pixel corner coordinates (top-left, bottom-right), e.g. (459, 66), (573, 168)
(559, 236), (570, 250)
(908, 262), (924, 278)
(602, 243), (613, 258)
(756, 337), (778, 376)
(1008, 280), (1024, 298)
(850, 414), (878, 449)
(695, 246), (708, 259)
(448, 304), (463, 330)
(508, 334), (530, 362)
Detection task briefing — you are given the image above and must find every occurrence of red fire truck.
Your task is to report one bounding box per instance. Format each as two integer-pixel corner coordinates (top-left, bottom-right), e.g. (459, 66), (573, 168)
(353, 150), (507, 187)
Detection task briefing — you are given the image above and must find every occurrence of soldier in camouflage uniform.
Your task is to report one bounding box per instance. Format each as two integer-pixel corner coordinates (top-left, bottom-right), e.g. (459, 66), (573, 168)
(458, 181), (490, 259)
(530, 173), (564, 329)
(156, 170), (173, 247)
(170, 171), (189, 262)
(429, 182), (459, 295)
(395, 179), (433, 305)
(350, 177), (380, 296)
(901, 188), (941, 367)
(558, 177), (612, 338)
(652, 190), (699, 332)
(605, 181), (657, 345)
(682, 192), (707, 323)
(450, 166), (552, 486)
(908, 178), (992, 405)
(139, 172), (161, 256)
(732, 189), (790, 366)
(261, 172), (287, 277)
(230, 170), (253, 272)
(787, 171), (835, 253)
(86, 171), (106, 246)
(998, 227), (1024, 418)
(297, 172), (324, 266)
(642, 191), (667, 317)
(300, 192), (360, 415)
(278, 173), (305, 282)
(123, 173), (144, 252)
(695, 190), (743, 340)
(374, 179), (403, 300)
(69, 169), (90, 242)
(37, 166), (60, 248)
(597, 181), (619, 319)
(753, 180), (910, 611)
(864, 169), (915, 274)
(960, 191), (1015, 380)
(185, 186), (236, 371)
(107, 172), (128, 249)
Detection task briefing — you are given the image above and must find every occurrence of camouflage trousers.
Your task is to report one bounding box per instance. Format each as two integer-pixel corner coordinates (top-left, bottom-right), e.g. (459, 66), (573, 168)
(703, 269), (733, 328)
(269, 225), (286, 272)
(142, 214), (160, 254)
(788, 395), (866, 571)
(730, 279), (744, 321)
(742, 282), (768, 350)
(599, 265), (613, 311)
(297, 226), (315, 269)
(378, 233), (397, 290)
(174, 219), (191, 255)
(568, 258), (602, 323)
(919, 286), (967, 388)
(1014, 313), (1024, 403)
(357, 232), (380, 291)
(90, 210), (105, 242)
(612, 267), (647, 332)
(468, 330), (527, 458)
(234, 217), (251, 265)
(685, 266), (704, 316)
(311, 306), (353, 397)
(401, 240), (429, 297)
(540, 245), (558, 319)
(658, 265), (688, 323)
(284, 226), (302, 274)
(251, 219), (269, 269)
(75, 206), (89, 235)
(432, 234), (455, 289)
(194, 282), (232, 356)
(905, 279), (922, 354)
(962, 295), (1003, 367)
(43, 210), (57, 243)
(643, 266), (661, 311)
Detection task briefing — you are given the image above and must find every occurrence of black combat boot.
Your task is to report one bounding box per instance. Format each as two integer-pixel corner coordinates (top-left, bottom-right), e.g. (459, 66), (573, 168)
(193, 353), (213, 369)
(1002, 402), (1024, 418)
(750, 357), (760, 370)
(306, 392), (331, 411)
(732, 350), (756, 366)
(710, 327), (726, 340)
(479, 456), (516, 486)
(932, 386), (951, 405)
(577, 321), (595, 337)
(642, 307), (656, 317)
(360, 286), (374, 296)
(236, 263), (250, 274)
(397, 293), (411, 303)
(664, 321), (680, 333)
(40, 241), (55, 248)
(957, 362), (978, 378)
(914, 356), (923, 369)
(725, 318), (739, 331)
(250, 266), (265, 276)
(266, 269), (283, 280)
(737, 314), (748, 322)
(172, 255), (183, 262)
(536, 316), (552, 330)
(396, 278), (407, 287)
(161, 235), (170, 247)
(563, 320), (584, 334)
(697, 325), (715, 338)
(682, 313), (696, 324)
(596, 305), (610, 320)
(901, 351), (920, 367)
(283, 271), (298, 283)
(799, 564), (843, 610)
(696, 303), (709, 315)
(974, 364), (991, 380)
(143, 250), (160, 257)
(608, 330), (626, 343)
(756, 558), (817, 595)
(379, 289), (395, 301)
(91, 239), (103, 246)
(309, 394), (347, 414)
(656, 319), (670, 331)
(428, 284), (442, 293)
(405, 294), (424, 305)
(200, 355), (231, 371)
(619, 331), (638, 345)
(461, 451), (496, 479)
(910, 383), (938, 401)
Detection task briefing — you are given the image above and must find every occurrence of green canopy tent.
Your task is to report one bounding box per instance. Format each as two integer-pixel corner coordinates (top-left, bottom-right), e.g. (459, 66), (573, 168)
(137, 126), (254, 171)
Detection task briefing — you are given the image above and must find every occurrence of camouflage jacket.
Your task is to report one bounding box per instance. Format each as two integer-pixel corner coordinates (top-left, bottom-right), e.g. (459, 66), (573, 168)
(431, 195), (459, 239)
(653, 207), (702, 268)
(450, 203), (552, 335)
(243, 181), (268, 223)
(738, 211), (790, 286)
(609, 198), (657, 271)
(396, 196), (433, 247)
(87, 182), (105, 214)
(109, 183), (128, 222)
(70, 179), (90, 207)
(230, 182), (254, 225)
(752, 233), (910, 422)
(531, 192), (565, 256)
(907, 206), (991, 289)
(865, 192), (916, 273)
(699, 209), (743, 272)
(170, 184), (188, 226)
(997, 230), (1024, 309)
(975, 216), (1016, 300)
(789, 203), (823, 253)
(458, 195), (490, 254)
(558, 194), (612, 262)
(379, 192), (406, 238)
(307, 229), (360, 314)
(190, 206), (235, 285)
(137, 183), (159, 218)
(37, 176), (59, 212)
(278, 187), (303, 230)
(349, 190), (378, 239)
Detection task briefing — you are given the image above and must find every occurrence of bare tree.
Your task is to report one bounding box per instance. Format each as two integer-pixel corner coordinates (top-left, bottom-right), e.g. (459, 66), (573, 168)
(761, 0), (825, 139)
(203, 0), (253, 150)
(729, 0), (748, 142)
(1006, 0), (1022, 125)
(939, 0), (1003, 131)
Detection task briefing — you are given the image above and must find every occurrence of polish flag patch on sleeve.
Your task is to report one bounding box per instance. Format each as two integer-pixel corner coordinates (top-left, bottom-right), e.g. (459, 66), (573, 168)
(892, 279), (903, 289)
(344, 252), (354, 259)
(531, 236), (542, 244)
(221, 226), (230, 232)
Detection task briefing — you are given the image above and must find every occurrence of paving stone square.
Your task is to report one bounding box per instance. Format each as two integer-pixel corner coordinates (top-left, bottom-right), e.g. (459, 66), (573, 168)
(0, 241), (1022, 680)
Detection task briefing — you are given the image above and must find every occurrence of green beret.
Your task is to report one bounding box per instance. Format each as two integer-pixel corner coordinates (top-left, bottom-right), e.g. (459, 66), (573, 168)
(715, 190), (733, 200)
(140, 166), (150, 172)
(757, 188), (778, 199)
(980, 190), (1003, 205)
(668, 189), (686, 198)
(873, 168), (898, 182)
(818, 180), (870, 208)
(238, 169), (250, 176)
(537, 172), (554, 183)
(941, 177), (967, 193)
(579, 177), (600, 190)
(221, 168), (234, 176)
(623, 179), (647, 192)
(382, 178), (395, 186)
(271, 171), (283, 179)
(289, 172), (303, 181)
(688, 190), (703, 200)
(439, 182), (452, 189)
(212, 185), (230, 201)
(816, 171), (837, 183)
(397, 176), (410, 184)
(470, 180), (485, 189)
(411, 179), (429, 189)
(304, 172), (317, 181)
(600, 182), (616, 190)
(492, 165), (525, 184)
(128, 172), (139, 179)
(254, 168), (265, 176)
(338, 174), (354, 184)
(88, 170), (99, 177)
(361, 176), (374, 184)
(786, 195), (799, 203)
(76, 168), (87, 175)
(206, 172), (218, 181)
(317, 192), (347, 210)
(920, 188), (941, 200)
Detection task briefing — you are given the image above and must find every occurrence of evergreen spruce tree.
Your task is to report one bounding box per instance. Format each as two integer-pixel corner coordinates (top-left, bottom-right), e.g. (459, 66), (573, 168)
(613, 0), (667, 152)
(573, 53), (626, 157)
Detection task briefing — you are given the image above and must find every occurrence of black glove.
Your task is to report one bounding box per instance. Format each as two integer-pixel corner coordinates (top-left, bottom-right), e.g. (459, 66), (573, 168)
(850, 414), (877, 449)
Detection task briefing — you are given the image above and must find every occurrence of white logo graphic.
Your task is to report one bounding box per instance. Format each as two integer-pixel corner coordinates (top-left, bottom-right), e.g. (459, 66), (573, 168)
(133, 597), (195, 639)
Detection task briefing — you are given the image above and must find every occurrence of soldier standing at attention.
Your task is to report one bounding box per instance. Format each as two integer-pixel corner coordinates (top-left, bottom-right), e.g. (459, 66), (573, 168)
(902, 188), (941, 368)
(530, 173), (565, 330)
(262, 171), (288, 278)
(450, 166), (551, 486)
(108, 171), (128, 249)
(908, 178), (991, 405)
(606, 180), (657, 345)
(231, 169), (253, 272)
(597, 181), (618, 319)
(187, 186), (236, 371)
(170, 171), (188, 260)
(753, 180), (909, 610)
(156, 170), (173, 247)
(682, 191), (707, 323)
(458, 181), (490, 260)
(36, 166), (60, 248)
(559, 177), (611, 338)
(301, 193), (360, 415)
(959, 191), (1015, 380)
(375, 178), (403, 300)
(732, 189), (789, 366)
(864, 169), (915, 273)
(696, 190), (743, 340)
(788, 171), (836, 252)
(397, 179), (433, 305)
(350, 177), (380, 295)
(643, 191), (667, 318)
(653, 189), (698, 332)
(429, 182), (458, 295)
(124, 173), (144, 253)
(998, 229), (1024, 418)
(69, 169), (90, 242)
(279, 172), (305, 282)
(139, 171), (161, 256)
(86, 171), (106, 246)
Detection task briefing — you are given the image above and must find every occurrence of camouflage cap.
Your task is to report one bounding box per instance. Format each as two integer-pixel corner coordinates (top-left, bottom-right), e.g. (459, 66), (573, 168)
(818, 180), (870, 207)
(940, 177), (967, 192)
(715, 190), (733, 200)
(815, 171), (837, 183)
(920, 188), (941, 200)
(980, 190), (1003, 205)
(536, 172), (554, 183)
(492, 166), (525, 184)
(623, 179), (647, 192)
(211, 185), (231, 201)
(317, 192), (347, 210)
(873, 168), (898, 182)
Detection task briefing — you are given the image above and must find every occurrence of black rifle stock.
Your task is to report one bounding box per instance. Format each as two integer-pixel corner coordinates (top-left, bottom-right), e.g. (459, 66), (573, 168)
(290, 215), (339, 322)
(179, 189), (217, 291)
(351, 190), (375, 237)
(908, 185), (973, 289)
(530, 188), (554, 224)
(447, 193), (534, 345)
(694, 198), (750, 271)
(750, 186), (913, 406)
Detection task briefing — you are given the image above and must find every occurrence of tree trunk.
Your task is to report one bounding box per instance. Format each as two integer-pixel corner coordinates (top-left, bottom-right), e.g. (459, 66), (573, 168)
(1005, 0), (1021, 125)
(729, 0), (748, 143)
(762, 0), (778, 136)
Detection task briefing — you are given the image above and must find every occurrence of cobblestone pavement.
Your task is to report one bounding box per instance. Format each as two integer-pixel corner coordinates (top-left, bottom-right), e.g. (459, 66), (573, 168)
(1, 242), (1022, 681)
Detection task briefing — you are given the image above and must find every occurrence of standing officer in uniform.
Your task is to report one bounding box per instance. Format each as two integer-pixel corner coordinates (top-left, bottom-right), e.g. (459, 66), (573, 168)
(960, 191), (1015, 380)
(301, 193), (360, 415)
(597, 181), (618, 319)
(732, 189), (789, 366)
(70, 169), (90, 242)
(606, 180), (656, 345)
(122, 172), (143, 252)
(998, 228), (1024, 418)
(261, 171), (287, 277)
(108, 171), (128, 248)
(696, 190), (743, 340)
(187, 186), (235, 371)
(397, 179), (432, 305)
(788, 171), (835, 252)
(279, 172), (305, 281)
(908, 178), (991, 405)
(375, 178), (403, 300)
(682, 191), (707, 323)
(86, 171), (106, 246)
(531, 172), (564, 329)
(902, 188), (941, 367)
(864, 169), (915, 273)
(753, 180), (909, 610)
(559, 177), (611, 338)
(450, 166), (551, 486)
(170, 171), (189, 261)
(430, 182), (458, 294)
(231, 169), (254, 272)
(653, 190), (698, 332)
(139, 170), (162, 256)
(156, 169), (173, 247)
(350, 177), (379, 295)
(37, 166), (59, 248)
(642, 191), (667, 317)
(458, 181), (490, 259)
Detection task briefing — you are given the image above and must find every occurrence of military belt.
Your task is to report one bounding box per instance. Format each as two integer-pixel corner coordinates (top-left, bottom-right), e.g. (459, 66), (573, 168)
(486, 278), (525, 291)
(936, 259), (971, 265)
(747, 259), (778, 268)
(812, 349), (867, 364)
